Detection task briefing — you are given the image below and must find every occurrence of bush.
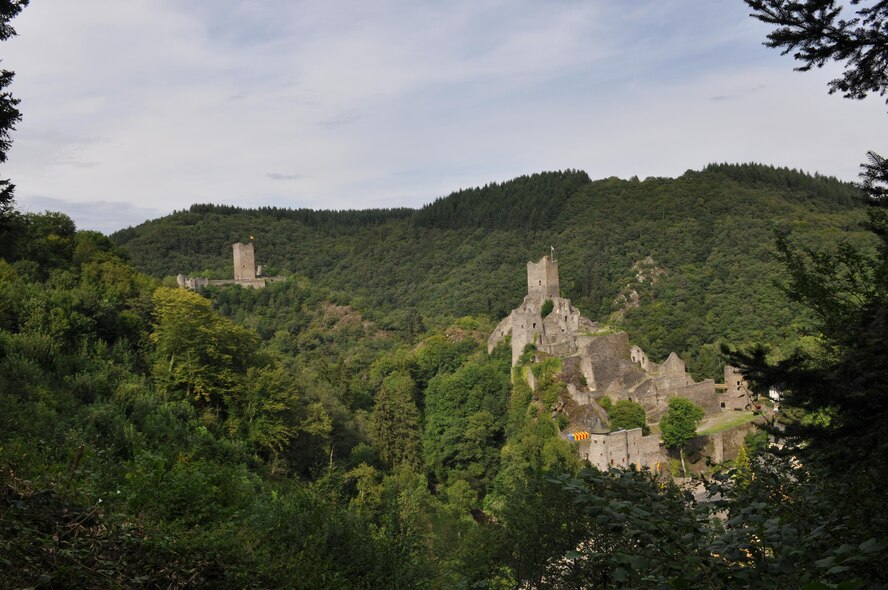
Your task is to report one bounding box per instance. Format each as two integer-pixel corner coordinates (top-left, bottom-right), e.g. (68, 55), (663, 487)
(541, 299), (554, 317)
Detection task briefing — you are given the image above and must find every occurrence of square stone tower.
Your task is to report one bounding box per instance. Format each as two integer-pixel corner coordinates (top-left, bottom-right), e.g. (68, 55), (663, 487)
(527, 255), (559, 303)
(232, 242), (256, 280)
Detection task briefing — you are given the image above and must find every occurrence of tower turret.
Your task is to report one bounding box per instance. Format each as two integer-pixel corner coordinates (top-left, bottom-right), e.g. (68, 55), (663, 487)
(527, 255), (559, 304)
(232, 242), (256, 280)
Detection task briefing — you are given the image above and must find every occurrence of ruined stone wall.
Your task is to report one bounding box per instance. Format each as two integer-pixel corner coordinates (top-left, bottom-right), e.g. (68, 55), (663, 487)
(654, 353), (694, 390)
(687, 422), (759, 467)
(581, 333), (650, 402)
(488, 314), (513, 354)
(583, 332), (632, 361)
(723, 365), (752, 410)
(178, 277), (269, 290)
(511, 304), (542, 366)
(583, 437), (608, 469)
(609, 430), (630, 468)
(177, 242), (282, 291)
(233, 242), (256, 281)
(670, 380), (721, 416)
(630, 345), (653, 373)
(578, 428), (665, 471)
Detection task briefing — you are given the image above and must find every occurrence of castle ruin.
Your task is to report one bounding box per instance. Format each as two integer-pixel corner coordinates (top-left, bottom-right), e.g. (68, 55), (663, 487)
(489, 254), (757, 472)
(177, 242), (283, 290)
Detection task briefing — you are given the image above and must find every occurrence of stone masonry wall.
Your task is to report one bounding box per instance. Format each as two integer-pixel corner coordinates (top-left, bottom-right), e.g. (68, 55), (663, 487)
(577, 428), (665, 471)
(232, 242), (256, 281)
(527, 256), (559, 304)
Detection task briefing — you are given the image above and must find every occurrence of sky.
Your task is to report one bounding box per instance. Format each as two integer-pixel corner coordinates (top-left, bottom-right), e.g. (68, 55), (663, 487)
(3, 0), (887, 234)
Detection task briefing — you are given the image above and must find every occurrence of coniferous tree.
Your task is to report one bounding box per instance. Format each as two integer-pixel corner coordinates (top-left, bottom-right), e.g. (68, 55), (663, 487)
(0, 0), (28, 221)
(370, 370), (422, 471)
(735, 0), (888, 474)
(745, 0), (888, 201)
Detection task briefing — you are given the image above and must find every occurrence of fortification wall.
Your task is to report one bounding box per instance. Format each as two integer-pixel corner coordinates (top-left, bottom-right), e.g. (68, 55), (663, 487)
(723, 365), (752, 410)
(578, 428), (665, 471)
(671, 380), (721, 415)
(687, 422), (759, 466)
(583, 332), (631, 360)
(511, 305), (542, 366)
(630, 345), (653, 373)
(653, 352), (694, 390)
(488, 314), (513, 354)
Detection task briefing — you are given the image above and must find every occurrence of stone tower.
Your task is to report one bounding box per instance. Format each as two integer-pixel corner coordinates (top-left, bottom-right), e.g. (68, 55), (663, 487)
(526, 255), (559, 304)
(232, 242), (256, 280)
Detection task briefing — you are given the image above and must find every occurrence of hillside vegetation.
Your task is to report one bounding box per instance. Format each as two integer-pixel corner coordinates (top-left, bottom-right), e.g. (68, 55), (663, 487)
(2, 160), (886, 586)
(113, 163), (873, 379)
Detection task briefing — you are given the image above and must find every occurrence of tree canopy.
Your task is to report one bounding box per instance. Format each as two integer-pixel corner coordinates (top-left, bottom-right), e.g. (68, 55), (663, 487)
(660, 397), (704, 477)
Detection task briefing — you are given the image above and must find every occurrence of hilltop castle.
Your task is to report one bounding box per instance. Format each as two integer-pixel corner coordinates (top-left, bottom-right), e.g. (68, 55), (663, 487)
(177, 242), (284, 290)
(489, 255), (756, 471)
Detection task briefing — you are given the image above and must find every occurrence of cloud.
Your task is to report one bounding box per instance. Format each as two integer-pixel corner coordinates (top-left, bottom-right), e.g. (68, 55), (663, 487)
(2, 0), (886, 233)
(320, 110), (366, 130)
(266, 172), (305, 181)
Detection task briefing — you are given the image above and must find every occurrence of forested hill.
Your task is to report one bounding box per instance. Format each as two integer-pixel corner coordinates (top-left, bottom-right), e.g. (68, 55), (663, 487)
(112, 163), (872, 378)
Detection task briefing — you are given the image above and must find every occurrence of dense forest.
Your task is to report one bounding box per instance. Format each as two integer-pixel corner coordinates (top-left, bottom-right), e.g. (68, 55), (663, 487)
(113, 164), (873, 380)
(2, 161), (885, 587)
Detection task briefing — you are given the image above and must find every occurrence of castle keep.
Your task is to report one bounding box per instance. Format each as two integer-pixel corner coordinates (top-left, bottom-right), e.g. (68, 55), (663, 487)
(489, 255), (598, 366)
(177, 242), (283, 290)
(489, 255), (755, 472)
(232, 242), (256, 281)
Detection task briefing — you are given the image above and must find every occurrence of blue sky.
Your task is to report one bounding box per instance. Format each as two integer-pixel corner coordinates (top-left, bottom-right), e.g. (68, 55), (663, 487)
(4, 0), (887, 233)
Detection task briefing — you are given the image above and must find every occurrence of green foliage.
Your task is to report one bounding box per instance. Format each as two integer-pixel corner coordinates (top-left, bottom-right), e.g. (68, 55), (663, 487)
(732, 443), (752, 491)
(0, 0), (27, 218)
(660, 397), (704, 450)
(413, 170), (590, 230)
(2, 157), (885, 584)
(731, 208), (888, 471)
(517, 342), (536, 366)
(423, 357), (511, 486)
(540, 298), (554, 317)
(370, 370), (422, 471)
(538, 455), (888, 588)
(530, 356), (563, 406)
(744, 428), (769, 454)
(112, 164), (871, 381)
(598, 395), (613, 412)
(660, 397), (704, 477)
(607, 399), (649, 434)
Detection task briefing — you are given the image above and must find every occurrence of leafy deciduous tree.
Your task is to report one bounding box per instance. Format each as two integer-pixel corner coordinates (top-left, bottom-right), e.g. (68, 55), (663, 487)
(659, 397), (703, 477)
(607, 399), (649, 434)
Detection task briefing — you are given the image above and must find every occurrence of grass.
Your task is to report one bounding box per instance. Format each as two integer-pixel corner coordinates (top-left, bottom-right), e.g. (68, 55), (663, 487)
(697, 411), (758, 435)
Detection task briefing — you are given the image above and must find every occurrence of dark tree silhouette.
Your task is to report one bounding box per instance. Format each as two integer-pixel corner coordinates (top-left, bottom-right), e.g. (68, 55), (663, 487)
(732, 1), (888, 473)
(0, 0), (27, 220)
(746, 0), (888, 202)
